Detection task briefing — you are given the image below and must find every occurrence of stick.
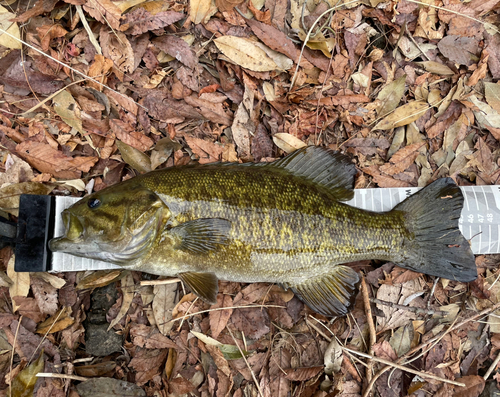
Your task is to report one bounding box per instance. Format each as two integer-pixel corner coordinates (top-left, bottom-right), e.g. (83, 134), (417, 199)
(361, 277), (376, 397)
(370, 298), (448, 317)
(36, 373), (88, 382)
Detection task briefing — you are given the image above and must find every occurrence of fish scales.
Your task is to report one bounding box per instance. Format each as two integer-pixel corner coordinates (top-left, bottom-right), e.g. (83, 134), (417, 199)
(140, 166), (408, 280)
(49, 147), (477, 316)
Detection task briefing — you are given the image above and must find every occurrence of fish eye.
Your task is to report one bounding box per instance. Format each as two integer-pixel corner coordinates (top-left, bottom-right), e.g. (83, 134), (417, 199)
(88, 198), (101, 209)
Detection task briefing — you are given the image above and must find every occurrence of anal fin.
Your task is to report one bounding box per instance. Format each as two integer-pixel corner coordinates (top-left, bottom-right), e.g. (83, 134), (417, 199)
(284, 266), (360, 317)
(179, 272), (219, 304)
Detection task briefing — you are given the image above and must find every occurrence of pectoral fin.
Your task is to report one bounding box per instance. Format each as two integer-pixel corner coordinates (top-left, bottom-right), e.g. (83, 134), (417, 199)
(170, 218), (231, 254)
(284, 266), (360, 317)
(179, 272), (219, 304)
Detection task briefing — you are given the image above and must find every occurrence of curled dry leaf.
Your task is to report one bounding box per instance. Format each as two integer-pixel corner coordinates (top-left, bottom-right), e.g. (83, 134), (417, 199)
(214, 36), (278, 72)
(76, 270), (123, 290)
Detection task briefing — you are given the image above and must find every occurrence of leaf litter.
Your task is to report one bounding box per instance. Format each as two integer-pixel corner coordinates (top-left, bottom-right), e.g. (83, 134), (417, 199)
(1, 0), (500, 395)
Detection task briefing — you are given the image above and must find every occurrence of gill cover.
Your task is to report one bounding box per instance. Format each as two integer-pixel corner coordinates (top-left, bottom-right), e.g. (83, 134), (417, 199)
(49, 185), (169, 263)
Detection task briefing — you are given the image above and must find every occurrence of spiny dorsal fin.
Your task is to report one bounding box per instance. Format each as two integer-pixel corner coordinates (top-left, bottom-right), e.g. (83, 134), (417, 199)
(170, 218), (231, 254)
(269, 147), (356, 201)
(283, 265), (360, 317)
(179, 272), (219, 304)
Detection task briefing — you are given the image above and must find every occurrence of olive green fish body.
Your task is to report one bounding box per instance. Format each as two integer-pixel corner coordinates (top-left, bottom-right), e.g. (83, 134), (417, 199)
(50, 147), (477, 316)
(131, 167), (406, 283)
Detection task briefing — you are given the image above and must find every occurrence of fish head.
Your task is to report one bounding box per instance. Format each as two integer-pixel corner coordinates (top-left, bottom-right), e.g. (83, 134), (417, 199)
(49, 184), (170, 263)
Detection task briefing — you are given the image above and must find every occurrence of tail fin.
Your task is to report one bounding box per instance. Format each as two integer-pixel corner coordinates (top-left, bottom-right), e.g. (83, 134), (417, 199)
(394, 178), (476, 282)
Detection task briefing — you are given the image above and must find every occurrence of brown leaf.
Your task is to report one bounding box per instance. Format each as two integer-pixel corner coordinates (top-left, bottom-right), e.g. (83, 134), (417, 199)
(121, 8), (184, 35)
(231, 307), (270, 340)
(284, 366), (323, 381)
(12, 296), (45, 323)
(100, 29), (135, 74)
(37, 24), (68, 52)
(453, 375), (485, 397)
(129, 347), (168, 385)
(362, 165), (412, 187)
(379, 143), (422, 175)
(31, 276), (58, 316)
(210, 294), (234, 339)
(16, 141), (98, 179)
(0, 50), (64, 94)
(427, 101), (462, 139)
(437, 35), (479, 66)
(344, 138), (391, 156)
(76, 270), (123, 290)
(36, 306), (74, 334)
(153, 36), (198, 69)
(83, 0), (122, 30)
(110, 120), (153, 152)
(184, 94), (234, 126)
(13, 0), (58, 22)
(130, 324), (179, 349)
(185, 136), (223, 164)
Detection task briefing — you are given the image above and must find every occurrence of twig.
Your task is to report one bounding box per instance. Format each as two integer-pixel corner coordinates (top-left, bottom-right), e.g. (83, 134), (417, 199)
(427, 277), (440, 309)
(484, 350), (500, 380)
(140, 278), (181, 286)
(361, 277), (376, 396)
(227, 327), (264, 397)
(36, 373), (88, 382)
(9, 316), (22, 397)
(370, 298), (448, 317)
(343, 347), (465, 387)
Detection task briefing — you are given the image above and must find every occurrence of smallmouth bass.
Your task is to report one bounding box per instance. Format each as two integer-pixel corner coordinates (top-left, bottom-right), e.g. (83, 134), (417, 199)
(49, 147), (477, 316)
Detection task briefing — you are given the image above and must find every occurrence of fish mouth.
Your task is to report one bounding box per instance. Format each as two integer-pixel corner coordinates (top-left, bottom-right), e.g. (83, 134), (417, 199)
(49, 211), (85, 253)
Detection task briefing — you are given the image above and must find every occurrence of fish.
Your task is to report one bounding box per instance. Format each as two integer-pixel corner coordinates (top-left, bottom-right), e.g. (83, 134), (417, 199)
(49, 146), (477, 316)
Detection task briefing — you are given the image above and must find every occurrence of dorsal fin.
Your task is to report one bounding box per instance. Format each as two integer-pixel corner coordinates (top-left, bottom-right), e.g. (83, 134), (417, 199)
(269, 146), (356, 201)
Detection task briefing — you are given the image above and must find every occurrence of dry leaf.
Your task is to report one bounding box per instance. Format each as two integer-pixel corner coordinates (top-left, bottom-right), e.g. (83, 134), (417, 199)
(376, 75), (406, 117)
(272, 133), (307, 153)
(108, 271), (135, 330)
(83, 0), (122, 30)
(190, 0), (217, 24)
(373, 101), (429, 130)
(116, 140), (152, 173)
(36, 306), (74, 334)
(153, 282), (178, 335)
(0, 5), (22, 49)
(214, 36), (278, 72)
(7, 254), (30, 312)
(76, 270), (123, 290)
(209, 294), (233, 339)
